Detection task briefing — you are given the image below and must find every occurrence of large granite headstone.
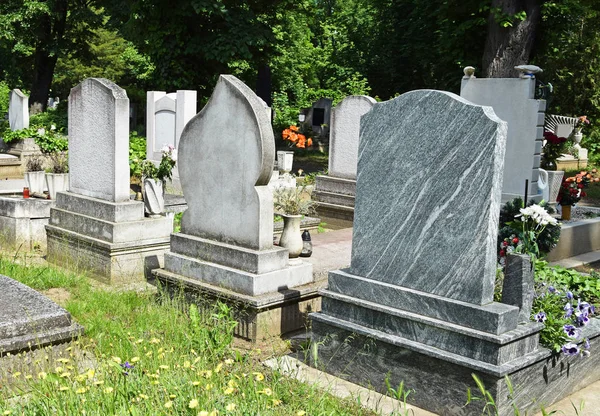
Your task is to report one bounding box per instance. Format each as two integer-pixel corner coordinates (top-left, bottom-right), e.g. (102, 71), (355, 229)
(68, 78), (130, 202)
(310, 90), (545, 415)
(154, 75), (315, 341)
(313, 96), (376, 221)
(8, 89), (29, 131)
(46, 78), (172, 284)
(0, 275), (83, 354)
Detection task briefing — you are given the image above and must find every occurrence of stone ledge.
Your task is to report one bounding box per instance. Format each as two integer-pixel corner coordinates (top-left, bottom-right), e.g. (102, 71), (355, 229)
(56, 191), (144, 222)
(327, 269), (519, 335)
(313, 190), (355, 207)
(171, 232), (288, 274)
(0, 196), (54, 218)
(163, 251), (313, 296)
(314, 175), (356, 196)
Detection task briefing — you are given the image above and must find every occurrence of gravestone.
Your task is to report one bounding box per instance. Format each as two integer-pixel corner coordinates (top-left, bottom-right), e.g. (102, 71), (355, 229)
(154, 75), (316, 341)
(302, 98), (332, 139)
(310, 90), (546, 415)
(313, 95), (376, 221)
(460, 77), (545, 202)
(8, 89), (29, 131)
(46, 78), (172, 284)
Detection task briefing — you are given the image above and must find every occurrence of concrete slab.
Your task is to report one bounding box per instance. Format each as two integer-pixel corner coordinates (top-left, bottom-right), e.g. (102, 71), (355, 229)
(304, 227), (352, 282)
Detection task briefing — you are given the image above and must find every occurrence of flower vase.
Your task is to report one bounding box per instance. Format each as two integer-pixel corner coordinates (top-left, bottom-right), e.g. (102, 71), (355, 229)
(540, 158), (557, 171)
(279, 214), (303, 258)
(45, 173), (69, 200)
(25, 171), (46, 194)
(561, 205), (572, 221)
(143, 178), (165, 217)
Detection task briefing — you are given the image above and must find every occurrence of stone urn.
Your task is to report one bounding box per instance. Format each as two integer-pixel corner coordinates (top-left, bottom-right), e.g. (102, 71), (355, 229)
(25, 171), (46, 194)
(279, 214), (303, 258)
(143, 177), (165, 217)
(45, 173), (69, 200)
(277, 151), (294, 174)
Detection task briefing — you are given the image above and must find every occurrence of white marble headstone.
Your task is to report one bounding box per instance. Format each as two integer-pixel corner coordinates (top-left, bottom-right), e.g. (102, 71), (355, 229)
(350, 90), (507, 305)
(8, 89), (29, 131)
(178, 75), (274, 250)
(68, 78), (130, 202)
(329, 95), (376, 179)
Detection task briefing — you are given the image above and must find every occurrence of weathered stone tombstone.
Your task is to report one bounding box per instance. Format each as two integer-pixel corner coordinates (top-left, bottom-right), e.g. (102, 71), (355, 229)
(461, 76), (546, 202)
(154, 75), (317, 341)
(313, 95), (376, 221)
(8, 89), (29, 131)
(310, 90), (553, 414)
(302, 97), (332, 140)
(46, 78), (172, 284)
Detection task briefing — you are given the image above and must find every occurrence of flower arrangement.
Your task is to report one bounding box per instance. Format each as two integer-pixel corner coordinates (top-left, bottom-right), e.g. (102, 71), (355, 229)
(556, 170), (596, 206)
(273, 186), (316, 216)
(541, 131), (568, 170)
(282, 125), (313, 149)
(574, 115), (590, 134)
(140, 145), (177, 182)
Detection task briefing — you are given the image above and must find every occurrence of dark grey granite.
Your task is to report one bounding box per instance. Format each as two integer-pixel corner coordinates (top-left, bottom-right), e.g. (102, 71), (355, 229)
(351, 90), (507, 305)
(308, 317), (600, 416)
(502, 253), (535, 323)
(0, 275), (83, 354)
(327, 269), (519, 334)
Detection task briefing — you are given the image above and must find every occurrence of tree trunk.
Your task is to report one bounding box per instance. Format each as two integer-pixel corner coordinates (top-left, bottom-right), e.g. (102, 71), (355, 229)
(29, 0), (68, 113)
(482, 0), (542, 78)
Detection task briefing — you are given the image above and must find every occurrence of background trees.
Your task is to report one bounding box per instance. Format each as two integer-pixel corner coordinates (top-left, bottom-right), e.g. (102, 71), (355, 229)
(2, 0), (600, 151)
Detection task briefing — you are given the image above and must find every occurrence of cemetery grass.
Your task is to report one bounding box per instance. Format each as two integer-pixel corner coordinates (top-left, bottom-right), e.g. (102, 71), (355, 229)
(0, 255), (375, 416)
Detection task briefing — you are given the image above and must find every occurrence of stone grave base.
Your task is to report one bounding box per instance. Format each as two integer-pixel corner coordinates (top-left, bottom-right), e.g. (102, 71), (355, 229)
(46, 192), (172, 284)
(153, 269), (324, 342)
(309, 317), (600, 416)
(547, 214), (600, 261)
(0, 153), (23, 179)
(313, 175), (356, 222)
(0, 196), (54, 251)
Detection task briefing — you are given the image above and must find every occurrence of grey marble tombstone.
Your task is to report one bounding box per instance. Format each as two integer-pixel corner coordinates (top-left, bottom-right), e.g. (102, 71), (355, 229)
(311, 90), (546, 415)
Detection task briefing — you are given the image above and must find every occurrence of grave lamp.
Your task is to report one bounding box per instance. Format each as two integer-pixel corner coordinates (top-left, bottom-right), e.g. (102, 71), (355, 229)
(300, 230), (312, 257)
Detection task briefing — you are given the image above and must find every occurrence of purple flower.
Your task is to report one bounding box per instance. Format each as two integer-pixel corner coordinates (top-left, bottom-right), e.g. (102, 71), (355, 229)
(562, 343), (580, 356)
(566, 291), (573, 300)
(577, 300), (591, 313)
(564, 303), (574, 318)
(120, 361), (134, 376)
(585, 339), (591, 349)
(563, 324), (580, 338)
(576, 311), (590, 326)
(535, 311), (547, 323)
(548, 286), (556, 294)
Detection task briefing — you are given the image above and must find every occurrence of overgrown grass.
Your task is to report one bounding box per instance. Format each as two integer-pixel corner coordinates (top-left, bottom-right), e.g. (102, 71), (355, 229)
(0, 256), (375, 416)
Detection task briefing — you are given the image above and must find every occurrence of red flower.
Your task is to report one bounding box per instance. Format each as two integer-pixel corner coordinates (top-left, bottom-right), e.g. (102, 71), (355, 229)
(499, 250), (506, 257)
(512, 237), (519, 244)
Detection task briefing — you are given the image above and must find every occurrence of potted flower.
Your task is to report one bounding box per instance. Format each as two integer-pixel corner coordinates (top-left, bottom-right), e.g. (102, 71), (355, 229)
(273, 186), (316, 258)
(45, 151), (69, 200)
(140, 145), (176, 217)
(541, 131), (568, 171)
(279, 126), (313, 174)
(571, 115), (590, 148)
(24, 155), (46, 194)
(556, 172), (590, 220)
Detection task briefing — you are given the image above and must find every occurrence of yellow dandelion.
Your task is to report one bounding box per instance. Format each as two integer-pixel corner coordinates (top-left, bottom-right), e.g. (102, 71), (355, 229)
(86, 368), (95, 379)
(111, 356), (122, 364)
(67, 365), (74, 370)
(224, 387), (234, 395)
(152, 381), (160, 385)
(130, 357), (140, 363)
(199, 412), (209, 416)
(204, 370), (213, 378)
(183, 361), (191, 368)
(254, 372), (264, 381)
(104, 387), (114, 394)
(227, 380), (236, 388)
(145, 351), (153, 357)
(225, 403), (236, 411)
(158, 348), (164, 353)
(164, 401), (173, 409)
(192, 381), (201, 386)
(139, 394), (149, 400)
(75, 374), (86, 382)
(224, 358), (234, 365)
(59, 386), (69, 392)
(169, 394), (176, 399)
(12, 372), (21, 378)
(55, 366), (63, 373)
(150, 338), (161, 344)
(189, 399), (199, 409)
(136, 338), (144, 344)
(76, 387), (86, 394)
(272, 399), (282, 406)
(94, 380), (104, 386)
(205, 383), (213, 390)
(60, 372), (71, 378)
(214, 363), (223, 373)
(160, 365), (170, 370)
(25, 375), (33, 380)
(259, 388), (272, 396)
(3, 410), (11, 415)
(297, 411), (306, 416)
(37, 371), (47, 380)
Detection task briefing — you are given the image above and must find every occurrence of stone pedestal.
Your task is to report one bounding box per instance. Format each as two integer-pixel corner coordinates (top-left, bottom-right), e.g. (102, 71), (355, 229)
(0, 196), (54, 251)
(46, 192), (172, 284)
(313, 175), (356, 221)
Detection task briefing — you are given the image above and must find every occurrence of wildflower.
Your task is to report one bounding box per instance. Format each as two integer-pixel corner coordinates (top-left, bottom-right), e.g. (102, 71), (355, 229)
(534, 311), (546, 323)
(214, 363), (223, 373)
(297, 411), (306, 416)
(87, 368), (95, 379)
(160, 365), (170, 370)
(169, 394), (176, 399)
(150, 338), (161, 344)
(548, 286), (556, 294)
(199, 412), (209, 416)
(563, 324), (580, 338)
(130, 356), (140, 363)
(564, 303), (574, 318)
(59, 386), (70, 392)
(111, 356), (122, 364)
(259, 388), (272, 396)
(76, 387), (87, 394)
(3, 410), (11, 415)
(254, 372), (264, 381)
(12, 372), (21, 378)
(189, 399), (199, 409)
(224, 387), (234, 395)
(226, 403), (236, 411)
(224, 358), (234, 365)
(94, 380), (104, 385)
(104, 387), (114, 394)
(121, 361), (134, 376)
(183, 361), (191, 368)
(164, 401), (173, 409)
(272, 399), (282, 406)
(566, 291), (574, 300)
(562, 343), (580, 356)
(192, 381), (201, 386)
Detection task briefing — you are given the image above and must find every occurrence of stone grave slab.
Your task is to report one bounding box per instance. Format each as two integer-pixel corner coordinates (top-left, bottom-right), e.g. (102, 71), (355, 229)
(8, 89), (29, 131)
